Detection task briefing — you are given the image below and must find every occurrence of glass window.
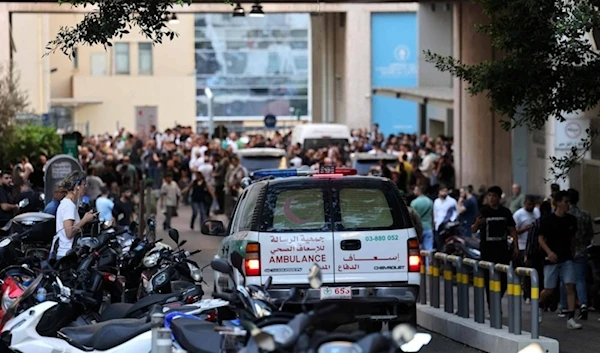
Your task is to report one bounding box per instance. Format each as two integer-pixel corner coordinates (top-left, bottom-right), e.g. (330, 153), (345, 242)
(238, 188), (262, 231)
(90, 52), (107, 76)
(339, 188), (394, 229)
(114, 43), (130, 75)
(263, 189), (327, 232)
(194, 13), (310, 118)
(138, 42), (153, 75)
(73, 48), (78, 68)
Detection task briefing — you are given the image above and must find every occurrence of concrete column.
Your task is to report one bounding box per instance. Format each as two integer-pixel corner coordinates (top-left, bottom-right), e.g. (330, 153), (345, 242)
(453, 2), (512, 190)
(0, 4), (10, 66)
(344, 8), (371, 129)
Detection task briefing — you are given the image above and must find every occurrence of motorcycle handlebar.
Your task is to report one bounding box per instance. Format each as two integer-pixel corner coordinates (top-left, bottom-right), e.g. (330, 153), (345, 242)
(213, 292), (235, 302)
(189, 250), (201, 256)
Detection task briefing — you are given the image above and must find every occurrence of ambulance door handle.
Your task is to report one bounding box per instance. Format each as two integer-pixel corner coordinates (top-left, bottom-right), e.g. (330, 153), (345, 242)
(340, 240), (361, 251)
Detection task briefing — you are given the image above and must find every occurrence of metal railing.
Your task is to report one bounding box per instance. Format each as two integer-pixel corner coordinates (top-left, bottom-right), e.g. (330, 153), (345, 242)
(419, 250), (540, 339)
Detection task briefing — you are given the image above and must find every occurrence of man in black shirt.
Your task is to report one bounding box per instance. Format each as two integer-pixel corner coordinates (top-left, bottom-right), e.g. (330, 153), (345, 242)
(112, 187), (134, 228)
(0, 171), (19, 235)
(472, 185), (518, 311)
(538, 190), (582, 329)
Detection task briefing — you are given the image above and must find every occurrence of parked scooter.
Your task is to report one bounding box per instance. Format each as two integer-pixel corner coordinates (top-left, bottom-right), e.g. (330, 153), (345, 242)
(0, 273), (229, 353)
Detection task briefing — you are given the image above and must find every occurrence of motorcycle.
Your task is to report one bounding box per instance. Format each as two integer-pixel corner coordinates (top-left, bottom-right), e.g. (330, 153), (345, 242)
(138, 229), (203, 301)
(0, 272), (229, 353)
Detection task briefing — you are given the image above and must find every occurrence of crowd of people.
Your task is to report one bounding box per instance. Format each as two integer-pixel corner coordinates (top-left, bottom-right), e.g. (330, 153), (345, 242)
(0, 123), (596, 330)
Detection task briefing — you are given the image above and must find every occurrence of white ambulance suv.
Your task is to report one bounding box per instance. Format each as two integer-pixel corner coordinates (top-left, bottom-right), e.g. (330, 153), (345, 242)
(204, 167), (421, 331)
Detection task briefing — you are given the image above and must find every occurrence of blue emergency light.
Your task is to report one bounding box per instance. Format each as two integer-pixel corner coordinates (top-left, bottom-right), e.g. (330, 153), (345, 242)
(251, 167), (357, 180)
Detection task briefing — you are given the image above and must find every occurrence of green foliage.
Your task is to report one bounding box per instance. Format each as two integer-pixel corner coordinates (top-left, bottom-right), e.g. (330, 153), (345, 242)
(425, 0), (600, 180)
(0, 64), (29, 133)
(0, 124), (62, 167)
(46, 0), (199, 57)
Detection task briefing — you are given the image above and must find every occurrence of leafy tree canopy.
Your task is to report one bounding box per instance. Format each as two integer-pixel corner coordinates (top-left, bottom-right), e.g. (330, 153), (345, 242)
(0, 124), (62, 168)
(425, 0), (600, 180)
(46, 0), (202, 56)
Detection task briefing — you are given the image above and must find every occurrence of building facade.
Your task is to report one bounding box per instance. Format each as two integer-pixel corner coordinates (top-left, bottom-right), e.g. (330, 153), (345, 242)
(12, 12), (197, 135)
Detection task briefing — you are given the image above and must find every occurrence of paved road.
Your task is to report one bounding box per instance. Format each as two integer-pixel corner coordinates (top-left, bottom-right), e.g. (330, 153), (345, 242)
(153, 205), (482, 353)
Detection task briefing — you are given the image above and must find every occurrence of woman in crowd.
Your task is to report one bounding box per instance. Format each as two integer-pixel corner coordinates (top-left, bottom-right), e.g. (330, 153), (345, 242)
(183, 171), (216, 231)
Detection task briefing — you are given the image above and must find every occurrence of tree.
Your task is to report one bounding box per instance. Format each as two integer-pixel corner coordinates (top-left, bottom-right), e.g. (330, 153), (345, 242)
(47, 0), (199, 56)
(0, 64), (29, 134)
(0, 124), (62, 168)
(424, 0), (600, 180)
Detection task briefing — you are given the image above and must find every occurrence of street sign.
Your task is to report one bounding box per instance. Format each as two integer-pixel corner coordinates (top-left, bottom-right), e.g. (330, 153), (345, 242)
(43, 155), (83, 206)
(62, 134), (79, 158)
(264, 114), (277, 128)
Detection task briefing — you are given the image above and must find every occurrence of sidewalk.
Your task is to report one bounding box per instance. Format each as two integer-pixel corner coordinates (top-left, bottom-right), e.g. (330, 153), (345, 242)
(428, 285), (599, 353)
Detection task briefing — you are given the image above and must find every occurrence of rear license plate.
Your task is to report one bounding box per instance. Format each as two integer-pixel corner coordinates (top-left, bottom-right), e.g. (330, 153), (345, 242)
(320, 286), (352, 300)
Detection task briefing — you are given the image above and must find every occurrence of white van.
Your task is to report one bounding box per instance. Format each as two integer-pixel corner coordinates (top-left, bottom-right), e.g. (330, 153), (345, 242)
(291, 124), (352, 151)
(237, 148), (287, 173)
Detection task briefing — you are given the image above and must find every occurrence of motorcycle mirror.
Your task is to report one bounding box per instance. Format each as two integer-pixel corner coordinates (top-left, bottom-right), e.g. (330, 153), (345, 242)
(147, 218), (157, 231)
(399, 333), (432, 352)
(264, 276), (273, 291)
(211, 258), (233, 275)
(308, 263), (323, 289)
(18, 198), (29, 208)
(168, 229), (180, 244)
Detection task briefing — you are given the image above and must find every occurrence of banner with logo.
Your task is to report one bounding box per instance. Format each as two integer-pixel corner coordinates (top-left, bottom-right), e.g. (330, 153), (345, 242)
(371, 12), (418, 135)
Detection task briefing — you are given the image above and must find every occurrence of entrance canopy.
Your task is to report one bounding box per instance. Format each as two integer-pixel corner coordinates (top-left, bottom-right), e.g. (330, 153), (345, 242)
(372, 86), (453, 109)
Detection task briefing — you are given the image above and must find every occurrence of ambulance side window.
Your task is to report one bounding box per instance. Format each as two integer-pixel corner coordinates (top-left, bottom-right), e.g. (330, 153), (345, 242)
(229, 190), (249, 234)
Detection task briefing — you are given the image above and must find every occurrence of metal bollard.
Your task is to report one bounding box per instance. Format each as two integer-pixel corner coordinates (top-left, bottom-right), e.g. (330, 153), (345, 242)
(464, 258), (485, 324)
(494, 264), (513, 332)
(480, 261), (501, 329)
(430, 254), (440, 308)
(513, 267), (522, 335)
(156, 328), (173, 353)
(447, 255), (466, 318)
(151, 313), (165, 353)
(442, 256), (454, 314)
(516, 267), (540, 339)
(420, 255), (427, 305)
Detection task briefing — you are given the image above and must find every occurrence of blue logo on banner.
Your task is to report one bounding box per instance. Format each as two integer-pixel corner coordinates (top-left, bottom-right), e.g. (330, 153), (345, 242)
(371, 13), (418, 135)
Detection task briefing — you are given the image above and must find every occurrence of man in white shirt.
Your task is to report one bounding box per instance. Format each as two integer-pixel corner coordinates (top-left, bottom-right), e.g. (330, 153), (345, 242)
(513, 195), (541, 252)
(433, 185), (458, 249)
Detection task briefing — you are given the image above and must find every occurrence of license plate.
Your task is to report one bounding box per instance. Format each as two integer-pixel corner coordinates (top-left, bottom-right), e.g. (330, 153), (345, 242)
(320, 286), (352, 300)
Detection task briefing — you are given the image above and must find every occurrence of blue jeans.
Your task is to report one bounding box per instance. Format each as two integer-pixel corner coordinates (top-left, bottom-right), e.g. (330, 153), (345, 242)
(421, 229), (434, 268)
(191, 202), (208, 230)
(560, 256), (588, 308)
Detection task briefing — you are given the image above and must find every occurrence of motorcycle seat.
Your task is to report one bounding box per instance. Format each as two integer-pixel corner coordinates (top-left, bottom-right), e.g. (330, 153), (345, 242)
(125, 292), (181, 318)
(171, 317), (221, 353)
(59, 318), (151, 351)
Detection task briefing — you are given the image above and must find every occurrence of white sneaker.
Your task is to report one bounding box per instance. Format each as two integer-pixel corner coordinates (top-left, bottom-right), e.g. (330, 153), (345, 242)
(525, 298), (531, 305)
(557, 309), (566, 318)
(567, 318), (582, 329)
(539, 308), (543, 323)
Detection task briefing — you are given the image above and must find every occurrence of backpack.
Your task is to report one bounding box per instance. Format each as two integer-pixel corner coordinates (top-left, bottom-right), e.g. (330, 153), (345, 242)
(525, 218), (543, 262)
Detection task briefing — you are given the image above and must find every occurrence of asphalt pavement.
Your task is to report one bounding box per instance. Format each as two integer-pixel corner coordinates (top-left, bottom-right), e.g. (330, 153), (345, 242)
(154, 205), (483, 353)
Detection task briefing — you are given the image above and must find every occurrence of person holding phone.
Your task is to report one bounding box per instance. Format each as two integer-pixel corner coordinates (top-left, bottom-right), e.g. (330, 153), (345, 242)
(472, 186), (518, 312)
(51, 170), (97, 260)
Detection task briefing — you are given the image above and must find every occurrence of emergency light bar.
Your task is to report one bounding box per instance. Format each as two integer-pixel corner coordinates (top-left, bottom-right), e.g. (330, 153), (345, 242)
(251, 166), (357, 180)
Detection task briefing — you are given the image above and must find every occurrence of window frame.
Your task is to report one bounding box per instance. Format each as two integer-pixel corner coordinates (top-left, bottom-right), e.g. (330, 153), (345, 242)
(138, 42), (153, 75)
(331, 180), (412, 232)
(259, 181), (332, 233)
(114, 42), (131, 75)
